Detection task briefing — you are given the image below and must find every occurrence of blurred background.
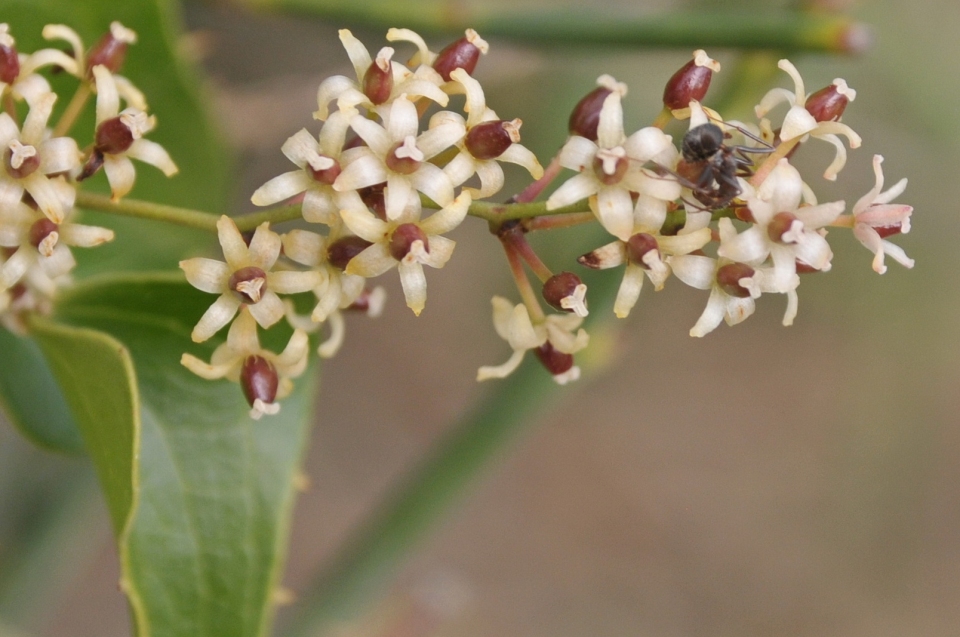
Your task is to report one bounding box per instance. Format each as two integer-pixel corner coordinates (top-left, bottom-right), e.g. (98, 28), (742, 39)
(2, 0), (959, 635)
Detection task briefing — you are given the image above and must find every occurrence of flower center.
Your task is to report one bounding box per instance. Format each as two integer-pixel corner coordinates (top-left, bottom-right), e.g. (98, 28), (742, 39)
(625, 233), (660, 268)
(716, 262), (756, 298)
(229, 266), (268, 304)
(306, 153), (341, 185)
(389, 223), (429, 261)
(5, 140), (39, 179)
(767, 212), (803, 244)
(240, 355), (279, 407)
(95, 116), (137, 155)
(385, 136), (424, 175)
(542, 272), (587, 316)
(326, 235), (373, 270)
(593, 147), (629, 185)
(465, 119), (520, 160)
(29, 218), (60, 257)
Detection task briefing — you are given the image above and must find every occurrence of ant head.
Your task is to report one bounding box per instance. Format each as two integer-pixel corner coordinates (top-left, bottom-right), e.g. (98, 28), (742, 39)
(682, 123), (724, 162)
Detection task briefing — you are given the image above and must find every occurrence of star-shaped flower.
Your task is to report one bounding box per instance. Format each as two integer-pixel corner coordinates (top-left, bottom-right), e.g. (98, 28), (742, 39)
(180, 216), (322, 342)
(852, 154), (914, 274)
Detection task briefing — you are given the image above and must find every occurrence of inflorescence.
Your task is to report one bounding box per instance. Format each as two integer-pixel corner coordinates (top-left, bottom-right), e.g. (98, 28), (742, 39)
(0, 23), (915, 419)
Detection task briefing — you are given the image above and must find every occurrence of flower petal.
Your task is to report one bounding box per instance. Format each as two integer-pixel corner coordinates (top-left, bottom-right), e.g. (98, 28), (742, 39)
(180, 257), (230, 293)
(398, 260), (427, 315)
(333, 151), (387, 192)
(593, 186), (634, 241)
(126, 139), (178, 176)
(248, 290), (285, 328)
(92, 65), (119, 125)
(192, 293), (241, 342)
(546, 172), (598, 210)
(102, 154), (136, 201)
(251, 170), (312, 207)
(344, 243), (396, 278)
(410, 163), (454, 209)
(247, 223), (281, 270)
(420, 192), (470, 236)
(614, 263), (645, 318)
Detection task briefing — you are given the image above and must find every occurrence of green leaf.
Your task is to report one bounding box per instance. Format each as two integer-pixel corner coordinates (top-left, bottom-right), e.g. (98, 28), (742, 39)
(31, 273), (318, 637)
(0, 329), (83, 453)
(0, 0), (232, 450)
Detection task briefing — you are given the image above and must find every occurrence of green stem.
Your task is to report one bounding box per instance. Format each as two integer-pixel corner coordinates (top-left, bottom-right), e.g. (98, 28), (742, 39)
(241, 2), (868, 54)
(76, 190), (592, 233)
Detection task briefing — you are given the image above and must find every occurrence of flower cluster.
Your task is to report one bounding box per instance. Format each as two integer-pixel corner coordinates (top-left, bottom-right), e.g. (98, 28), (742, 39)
(0, 21), (177, 331)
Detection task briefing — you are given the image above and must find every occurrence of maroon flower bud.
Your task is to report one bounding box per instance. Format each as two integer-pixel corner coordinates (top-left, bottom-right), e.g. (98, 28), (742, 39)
(86, 22), (137, 75)
(465, 119), (520, 160)
(385, 140), (422, 175)
(29, 218), (59, 249)
(534, 341), (575, 377)
(389, 223), (428, 260)
(716, 263), (756, 298)
(308, 156), (341, 185)
(4, 144), (40, 179)
(662, 50), (720, 110)
(805, 80), (855, 122)
(240, 355), (279, 407)
(359, 183), (387, 220)
(873, 223), (906, 239)
(327, 235), (373, 270)
(229, 266), (268, 304)
(542, 272), (584, 313)
(95, 116), (135, 155)
(363, 48), (394, 105)
(767, 212), (800, 244)
(625, 233), (660, 268)
(0, 40), (20, 85)
(568, 86), (610, 141)
(433, 29), (487, 82)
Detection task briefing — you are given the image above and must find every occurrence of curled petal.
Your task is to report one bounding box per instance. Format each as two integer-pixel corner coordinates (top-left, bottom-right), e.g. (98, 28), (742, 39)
(442, 152), (476, 188)
(689, 287), (727, 337)
(418, 234), (455, 269)
(181, 353), (235, 380)
(338, 29), (372, 81)
(21, 92), (55, 144)
(317, 310), (346, 359)
(102, 154), (136, 200)
(92, 65), (120, 125)
(755, 87), (797, 119)
(468, 159), (504, 199)
(281, 128), (322, 168)
(497, 144), (543, 179)
(126, 139), (178, 176)
(315, 75), (359, 120)
(340, 206), (388, 242)
(614, 263), (645, 318)
(420, 192), (471, 236)
(477, 349), (526, 381)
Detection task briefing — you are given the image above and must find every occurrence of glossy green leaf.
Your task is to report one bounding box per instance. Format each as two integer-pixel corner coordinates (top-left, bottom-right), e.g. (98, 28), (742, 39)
(31, 273), (318, 637)
(0, 0), (231, 451)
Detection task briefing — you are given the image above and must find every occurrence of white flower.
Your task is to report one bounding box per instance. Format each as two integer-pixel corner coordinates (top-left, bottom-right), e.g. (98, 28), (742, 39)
(718, 158), (844, 292)
(0, 23), (80, 105)
(179, 216), (322, 342)
(0, 92), (81, 223)
(477, 297), (589, 384)
(546, 75), (680, 240)
(181, 308), (309, 420)
(251, 108), (362, 225)
(852, 154), (914, 274)
(334, 95), (462, 221)
(430, 68), (543, 198)
(755, 59), (861, 180)
(339, 192), (471, 315)
(0, 181), (113, 295)
(314, 29), (448, 121)
(84, 64), (177, 200)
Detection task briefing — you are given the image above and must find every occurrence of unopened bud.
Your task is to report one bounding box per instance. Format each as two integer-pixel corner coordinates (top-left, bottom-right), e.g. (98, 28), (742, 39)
(240, 355), (279, 407)
(716, 263), (756, 298)
(662, 50), (720, 110)
(805, 79), (856, 122)
(568, 87), (610, 141)
(327, 235), (372, 270)
(87, 21), (137, 75)
(389, 223), (428, 261)
(465, 119), (520, 160)
(542, 272), (588, 316)
(359, 183), (387, 220)
(363, 47), (394, 105)
(433, 29), (488, 82)
(0, 38), (19, 85)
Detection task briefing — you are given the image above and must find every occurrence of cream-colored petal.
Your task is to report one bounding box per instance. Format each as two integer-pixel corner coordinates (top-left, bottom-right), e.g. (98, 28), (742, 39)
(303, 188), (340, 225)
(349, 114), (391, 156)
(192, 294), (241, 342)
(92, 65), (120, 125)
(450, 68), (487, 128)
(22, 173), (64, 223)
(410, 163), (454, 208)
(546, 172), (599, 210)
(102, 154), (135, 200)
(247, 223), (282, 270)
(268, 269), (323, 294)
(282, 229), (326, 267)
(614, 264), (645, 318)
(181, 353), (235, 380)
(317, 311), (346, 358)
(340, 206), (388, 243)
(416, 121), (465, 160)
(596, 90), (625, 149)
(216, 215), (248, 269)
(418, 234), (455, 269)
(689, 287), (727, 337)
(58, 223), (114, 248)
(441, 151), (476, 188)
(333, 151), (387, 192)
(496, 144), (543, 179)
(338, 29), (372, 81)
(126, 139), (178, 176)
(476, 349), (526, 381)
(593, 186), (634, 241)
(251, 170), (312, 207)
(668, 254), (716, 290)
(468, 160), (504, 199)
(248, 290), (285, 328)
(39, 136), (81, 174)
(314, 74), (357, 120)
(558, 135), (598, 171)
(344, 243), (396, 278)
(180, 257), (230, 293)
(385, 174), (415, 221)
(398, 260), (427, 315)
(42, 24), (85, 72)
(21, 92), (55, 144)
(281, 128), (321, 168)
(419, 192), (470, 236)
(385, 96), (420, 142)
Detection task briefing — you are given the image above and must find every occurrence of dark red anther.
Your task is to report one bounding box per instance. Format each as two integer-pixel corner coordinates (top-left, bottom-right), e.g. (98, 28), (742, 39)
(465, 120), (518, 160)
(327, 235), (373, 270)
(29, 218), (59, 249)
(542, 272), (583, 313)
(86, 22), (135, 75)
(95, 116), (135, 155)
(873, 223), (905, 239)
(805, 81), (853, 122)
(228, 266), (268, 304)
(362, 50), (394, 105)
(0, 40), (20, 85)
(389, 223), (428, 261)
(359, 183), (387, 220)
(433, 30), (486, 81)
(568, 86), (611, 141)
(308, 156), (341, 185)
(767, 212), (800, 244)
(662, 50), (718, 110)
(240, 355), (279, 407)
(384, 141), (422, 175)
(4, 146), (39, 179)
(625, 233), (660, 268)
(534, 342), (575, 377)
(716, 263), (756, 298)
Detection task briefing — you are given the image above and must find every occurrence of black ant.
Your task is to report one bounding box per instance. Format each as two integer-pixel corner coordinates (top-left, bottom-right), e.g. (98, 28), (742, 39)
(666, 120), (775, 211)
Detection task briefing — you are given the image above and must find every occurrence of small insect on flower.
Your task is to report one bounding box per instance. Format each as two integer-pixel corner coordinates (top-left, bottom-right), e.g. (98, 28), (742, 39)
(671, 102), (775, 211)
